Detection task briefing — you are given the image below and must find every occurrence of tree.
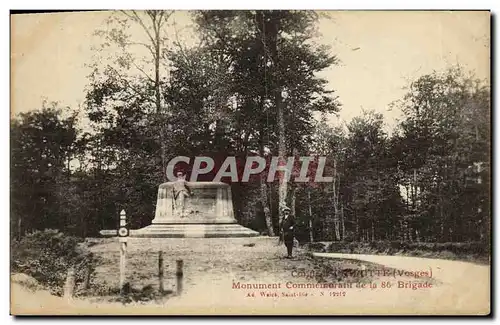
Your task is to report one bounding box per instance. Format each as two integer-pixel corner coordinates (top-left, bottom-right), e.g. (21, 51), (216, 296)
(341, 110), (401, 241)
(11, 104), (79, 237)
(307, 118), (347, 241)
(393, 67), (490, 242)
(91, 10), (173, 180)
(85, 11), (181, 229)
(185, 10), (340, 235)
(251, 11), (339, 225)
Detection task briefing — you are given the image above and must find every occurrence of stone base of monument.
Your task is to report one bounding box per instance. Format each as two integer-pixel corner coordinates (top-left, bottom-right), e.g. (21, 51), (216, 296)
(129, 181), (259, 238)
(130, 223), (259, 238)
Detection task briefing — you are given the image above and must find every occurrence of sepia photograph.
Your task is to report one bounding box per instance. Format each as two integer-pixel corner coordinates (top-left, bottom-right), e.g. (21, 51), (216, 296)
(10, 9), (491, 315)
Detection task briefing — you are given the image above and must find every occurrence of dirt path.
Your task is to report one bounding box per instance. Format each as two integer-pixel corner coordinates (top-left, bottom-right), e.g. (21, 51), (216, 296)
(11, 237), (490, 315)
(313, 252), (490, 287)
(311, 252), (490, 315)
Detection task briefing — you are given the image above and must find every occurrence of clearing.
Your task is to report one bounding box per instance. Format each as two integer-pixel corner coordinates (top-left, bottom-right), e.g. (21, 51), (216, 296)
(11, 237), (490, 315)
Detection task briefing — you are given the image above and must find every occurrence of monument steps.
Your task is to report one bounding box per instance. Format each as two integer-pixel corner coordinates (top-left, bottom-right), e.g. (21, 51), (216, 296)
(131, 223), (259, 238)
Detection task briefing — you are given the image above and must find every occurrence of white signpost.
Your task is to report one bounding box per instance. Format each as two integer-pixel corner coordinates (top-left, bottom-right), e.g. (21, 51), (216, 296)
(118, 209), (128, 295)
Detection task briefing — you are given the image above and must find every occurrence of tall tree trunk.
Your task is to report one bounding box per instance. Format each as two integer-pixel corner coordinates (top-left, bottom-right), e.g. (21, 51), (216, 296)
(307, 188), (314, 242)
(81, 213), (87, 238)
(153, 20), (167, 181)
(256, 12), (283, 234)
(67, 154), (71, 177)
(17, 217), (22, 241)
(341, 203), (345, 241)
(95, 138), (104, 231)
(263, 12), (287, 225)
(259, 124), (274, 236)
(332, 159), (340, 241)
(355, 212), (360, 241)
(290, 186), (297, 218)
(439, 183), (444, 240)
(405, 185), (410, 210)
(276, 90), (287, 225)
(260, 178), (274, 236)
(412, 169), (417, 210)
(399, 220), (404, 242)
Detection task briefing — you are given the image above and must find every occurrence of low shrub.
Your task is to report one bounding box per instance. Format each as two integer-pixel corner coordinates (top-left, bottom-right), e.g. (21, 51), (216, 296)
(122, 284), (173, 304)
(11, 273), (40, 291)
(11, 229), (97, 296)
(312, 240), (489, 262)
(303, 242), (327, 252)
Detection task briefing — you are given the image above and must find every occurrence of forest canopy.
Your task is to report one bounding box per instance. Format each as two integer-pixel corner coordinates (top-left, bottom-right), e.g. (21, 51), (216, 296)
(10, 11), (490, 245)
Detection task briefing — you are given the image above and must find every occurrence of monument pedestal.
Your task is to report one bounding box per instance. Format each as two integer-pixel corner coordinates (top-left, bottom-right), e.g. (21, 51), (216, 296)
(131, 223), (259, 238)
(132, 181), (259, 238)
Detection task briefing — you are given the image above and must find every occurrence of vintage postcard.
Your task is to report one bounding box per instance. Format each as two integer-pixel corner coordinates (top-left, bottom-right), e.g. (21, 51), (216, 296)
(10, 10), (490, 315)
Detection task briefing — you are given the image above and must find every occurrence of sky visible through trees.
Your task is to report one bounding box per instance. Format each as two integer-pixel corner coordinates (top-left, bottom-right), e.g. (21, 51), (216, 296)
(10, 10), (490, 245)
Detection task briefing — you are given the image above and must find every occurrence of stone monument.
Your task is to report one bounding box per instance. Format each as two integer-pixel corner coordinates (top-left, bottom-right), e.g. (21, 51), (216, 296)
(132, 177), (259, 238)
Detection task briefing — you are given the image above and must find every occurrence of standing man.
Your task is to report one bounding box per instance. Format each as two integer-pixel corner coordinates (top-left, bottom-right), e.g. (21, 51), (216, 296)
(280, 206), (296, 259)
(173, 171), (191, 218)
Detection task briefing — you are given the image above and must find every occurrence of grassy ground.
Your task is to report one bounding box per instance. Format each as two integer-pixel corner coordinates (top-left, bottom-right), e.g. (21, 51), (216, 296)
(16, 236), (481, 315)
(82, 237), (439, 304)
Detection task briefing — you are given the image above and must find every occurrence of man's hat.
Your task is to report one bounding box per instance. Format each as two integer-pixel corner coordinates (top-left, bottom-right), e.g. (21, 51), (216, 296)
(281, 206), (291, 213)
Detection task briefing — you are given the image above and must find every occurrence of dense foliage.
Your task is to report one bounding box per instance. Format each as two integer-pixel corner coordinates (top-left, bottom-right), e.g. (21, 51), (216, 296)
(11, 229), (96, 296)
(10, 11), (490, 248)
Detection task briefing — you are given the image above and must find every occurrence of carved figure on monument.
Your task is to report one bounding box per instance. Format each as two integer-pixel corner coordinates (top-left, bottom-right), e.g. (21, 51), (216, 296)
(173, 171), (192, 218)
(133, 179), (259, 237)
